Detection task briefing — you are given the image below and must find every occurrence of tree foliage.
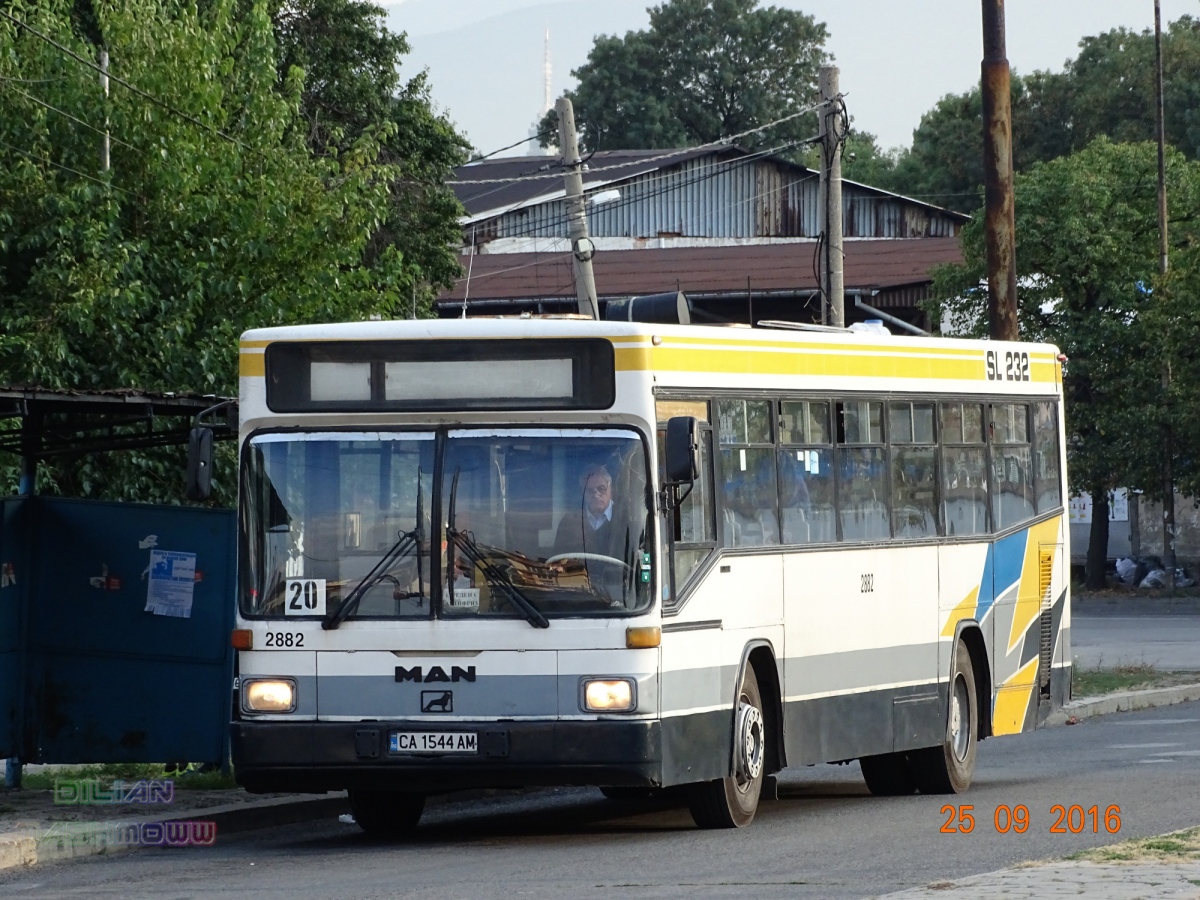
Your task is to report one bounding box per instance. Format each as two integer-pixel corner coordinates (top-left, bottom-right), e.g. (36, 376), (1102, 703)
(868, 16), (1200, 212)
(268, 0), (470, 295)
(932, 138), (1200, 520)
(538, 0), (830, 152)
(0, 0), (465, 501)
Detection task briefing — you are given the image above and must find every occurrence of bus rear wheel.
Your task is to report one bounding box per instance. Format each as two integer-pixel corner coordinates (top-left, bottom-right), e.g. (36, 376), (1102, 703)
(687, 664), (766, 829)
(910, 640), (978, 794)
(348, 789), (425, 837)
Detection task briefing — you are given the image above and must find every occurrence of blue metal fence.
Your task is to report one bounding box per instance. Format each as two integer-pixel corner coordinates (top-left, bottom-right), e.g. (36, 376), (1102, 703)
(0, 497), (234, 765)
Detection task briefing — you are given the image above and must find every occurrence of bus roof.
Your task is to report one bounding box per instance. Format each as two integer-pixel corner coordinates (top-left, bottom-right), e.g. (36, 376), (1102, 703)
(240, 318), (1060, 357)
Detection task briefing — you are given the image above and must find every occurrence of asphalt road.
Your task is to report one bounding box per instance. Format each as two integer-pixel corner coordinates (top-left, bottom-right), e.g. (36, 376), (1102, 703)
(1072, 599), (1200, 670)
(2, 702), (1199, 899)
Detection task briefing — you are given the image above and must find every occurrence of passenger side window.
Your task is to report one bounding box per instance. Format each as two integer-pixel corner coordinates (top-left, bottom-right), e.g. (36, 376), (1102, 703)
(989, 402), (1035, 530)
(779, 400), (835, 544)
(836, 400), (889, 541)
(941, 402), (989, 536)
(889, 401), (938, 538)
(716, 399), (779, 548)
(1033, 401), (1062, 514)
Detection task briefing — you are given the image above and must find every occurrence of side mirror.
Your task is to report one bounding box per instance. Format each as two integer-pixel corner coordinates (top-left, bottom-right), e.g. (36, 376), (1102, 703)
(186, 427), (214, 501)
(664, 416), (699, 484)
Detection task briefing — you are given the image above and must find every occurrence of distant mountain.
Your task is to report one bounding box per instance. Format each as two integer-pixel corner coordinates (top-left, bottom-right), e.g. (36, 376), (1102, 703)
(390, 0), (650, 154)
(386, 0), (580, 37)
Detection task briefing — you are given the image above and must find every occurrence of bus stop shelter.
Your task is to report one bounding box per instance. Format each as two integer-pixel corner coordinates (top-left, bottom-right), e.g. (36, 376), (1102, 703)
(0, 388), (237, 787)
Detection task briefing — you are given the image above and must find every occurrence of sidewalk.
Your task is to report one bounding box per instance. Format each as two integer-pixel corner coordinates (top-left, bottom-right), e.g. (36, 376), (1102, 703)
(880, 860), (1200, 899)
(881, 826), (1200, 899)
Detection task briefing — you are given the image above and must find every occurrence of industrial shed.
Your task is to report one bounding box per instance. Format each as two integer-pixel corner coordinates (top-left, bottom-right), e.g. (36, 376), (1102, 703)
(442, 146), (969, 329)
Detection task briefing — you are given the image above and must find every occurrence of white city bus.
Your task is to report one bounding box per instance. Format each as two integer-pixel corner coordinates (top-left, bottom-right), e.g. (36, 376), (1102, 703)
(221, 317), (1069, 832)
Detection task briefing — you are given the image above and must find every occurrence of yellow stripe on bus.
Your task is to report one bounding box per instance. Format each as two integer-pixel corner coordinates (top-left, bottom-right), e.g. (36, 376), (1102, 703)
(240, 352), (265, 377)
(615, 345), (1058, 383)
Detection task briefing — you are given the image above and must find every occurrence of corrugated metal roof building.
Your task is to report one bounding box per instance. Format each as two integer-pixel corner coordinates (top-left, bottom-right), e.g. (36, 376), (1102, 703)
(453, 147), (968, 249)
(441, 146), (969, 329)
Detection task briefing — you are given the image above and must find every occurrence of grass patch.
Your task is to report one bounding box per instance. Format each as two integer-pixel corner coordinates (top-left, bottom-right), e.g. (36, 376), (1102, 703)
(1071, 664), (1194, 697)
(19, 764), (237, 792)
(1070, 826), (1200, 863)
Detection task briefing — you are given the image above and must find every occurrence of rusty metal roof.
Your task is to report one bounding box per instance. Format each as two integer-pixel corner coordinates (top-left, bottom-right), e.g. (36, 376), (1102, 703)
(439, 237), (964, 307)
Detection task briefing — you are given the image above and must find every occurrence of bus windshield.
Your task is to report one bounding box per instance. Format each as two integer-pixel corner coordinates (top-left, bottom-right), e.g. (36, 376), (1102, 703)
(240, 428), (653, 619)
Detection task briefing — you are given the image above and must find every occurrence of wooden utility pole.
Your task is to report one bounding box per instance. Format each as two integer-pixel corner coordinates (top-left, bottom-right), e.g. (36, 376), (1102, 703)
(818, 66), (845, 327)
(981, 0), (1018, 340)
(555, 97), (599, 319)
(1154, 0), (1176, 590)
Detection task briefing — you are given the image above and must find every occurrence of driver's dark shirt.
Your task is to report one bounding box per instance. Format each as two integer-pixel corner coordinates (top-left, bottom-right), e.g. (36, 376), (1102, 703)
(552, 512), (625, 559)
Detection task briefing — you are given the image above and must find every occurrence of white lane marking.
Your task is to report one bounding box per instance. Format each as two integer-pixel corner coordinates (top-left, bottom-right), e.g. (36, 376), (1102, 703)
(1149, 750), (1200, 756)
(1108, 743), (1183, 749)
(1108, 719), (1199, 725)
(1137, 759), (1175, 764)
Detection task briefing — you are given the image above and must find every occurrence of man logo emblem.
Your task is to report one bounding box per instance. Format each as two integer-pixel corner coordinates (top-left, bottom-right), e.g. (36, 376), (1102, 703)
(421, 690), (453, 713)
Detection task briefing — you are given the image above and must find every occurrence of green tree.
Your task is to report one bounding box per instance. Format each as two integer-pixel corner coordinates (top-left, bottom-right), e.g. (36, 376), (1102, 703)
(538, 0), (830, 152)
(0, 0), (439, 501)
(932, 139), (1200, 586)
(268, 0), (470, 299)
(885, 16), (1200, 213)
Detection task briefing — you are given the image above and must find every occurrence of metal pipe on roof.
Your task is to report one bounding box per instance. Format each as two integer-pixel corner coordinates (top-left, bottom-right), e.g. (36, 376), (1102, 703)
(854, 296), (929, 336)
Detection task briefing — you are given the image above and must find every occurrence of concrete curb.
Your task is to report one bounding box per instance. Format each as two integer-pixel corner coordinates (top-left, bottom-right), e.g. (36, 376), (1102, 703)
(1046, 682), (1200, 726)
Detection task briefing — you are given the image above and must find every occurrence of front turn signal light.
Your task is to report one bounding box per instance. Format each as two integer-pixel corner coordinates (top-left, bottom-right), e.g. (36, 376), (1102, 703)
(231, 629), (253, 650)
(243, 679), (296, 713)
(583, 679), (635, 712)
(626, 626), (661, 649)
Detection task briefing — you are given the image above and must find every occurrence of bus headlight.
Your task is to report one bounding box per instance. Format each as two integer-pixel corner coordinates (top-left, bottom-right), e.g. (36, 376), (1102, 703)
(242, 678), (296, 713)
(582, 678), (635, 712)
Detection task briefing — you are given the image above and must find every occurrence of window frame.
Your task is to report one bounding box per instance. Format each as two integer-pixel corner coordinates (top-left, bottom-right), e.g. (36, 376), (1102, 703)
(887, 399), (942, 539)
(988, 401), (1037, 532)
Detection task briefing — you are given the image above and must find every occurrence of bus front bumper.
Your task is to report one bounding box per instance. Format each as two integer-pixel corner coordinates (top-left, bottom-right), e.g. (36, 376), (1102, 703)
(232, 719), (662, 793)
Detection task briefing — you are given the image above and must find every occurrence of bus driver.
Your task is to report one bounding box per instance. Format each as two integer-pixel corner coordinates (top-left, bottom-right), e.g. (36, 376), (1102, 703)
(552, 464), (624, 562)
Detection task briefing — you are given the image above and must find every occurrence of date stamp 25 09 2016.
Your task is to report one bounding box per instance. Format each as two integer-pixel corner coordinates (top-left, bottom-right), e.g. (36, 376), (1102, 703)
(940, 804), (1123, 835)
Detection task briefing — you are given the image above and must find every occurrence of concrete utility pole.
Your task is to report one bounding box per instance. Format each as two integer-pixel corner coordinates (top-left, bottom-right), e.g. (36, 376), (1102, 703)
(818, 66), (845, 328)
(981, 0), (1019, 341)
(1154, 0), (1176, 590)
(556, 96), (599, 319)
(99, 48), (110, 173)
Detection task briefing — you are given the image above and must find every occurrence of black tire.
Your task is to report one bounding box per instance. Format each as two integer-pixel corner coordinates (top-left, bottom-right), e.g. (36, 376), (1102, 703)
(859, 752), (916, 796)
(687, 664), (766, 829)
(911, 640), (979, 794)
(348, 790), (425, 837)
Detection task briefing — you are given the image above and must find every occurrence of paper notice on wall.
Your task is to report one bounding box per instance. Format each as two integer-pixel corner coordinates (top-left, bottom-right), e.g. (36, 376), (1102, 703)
(1069, 489), (1128, 524)
(145, 550), (197, 618)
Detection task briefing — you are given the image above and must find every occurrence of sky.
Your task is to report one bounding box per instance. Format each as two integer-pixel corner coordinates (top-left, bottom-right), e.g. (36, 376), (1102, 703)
(383, 0), (1199, 157)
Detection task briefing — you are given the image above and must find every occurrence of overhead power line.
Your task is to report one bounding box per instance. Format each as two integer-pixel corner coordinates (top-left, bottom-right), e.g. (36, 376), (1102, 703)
(471, 130), (556, 163)
(0, 9), (246, 149)
(452, 101), (828, 186)
(0, 137), (138, 197)
(2, 82), (137, 151)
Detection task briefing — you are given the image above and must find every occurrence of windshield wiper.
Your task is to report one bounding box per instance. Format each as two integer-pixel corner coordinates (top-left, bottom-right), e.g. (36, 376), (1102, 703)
(446, 468), (549, 629)
(323, 468), (425, 630)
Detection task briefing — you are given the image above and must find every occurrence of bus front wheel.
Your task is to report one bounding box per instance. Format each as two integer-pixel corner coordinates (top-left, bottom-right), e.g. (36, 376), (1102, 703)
(687, 664), (766, 829)
(348, 789), (425, 837)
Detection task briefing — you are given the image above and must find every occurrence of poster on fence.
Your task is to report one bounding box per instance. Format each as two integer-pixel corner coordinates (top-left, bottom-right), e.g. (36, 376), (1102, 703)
(145, 550), (196, 618)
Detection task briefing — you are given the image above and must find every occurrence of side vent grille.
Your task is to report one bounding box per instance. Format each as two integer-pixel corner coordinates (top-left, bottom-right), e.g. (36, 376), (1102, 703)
(1037, 547), (1057, 696)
